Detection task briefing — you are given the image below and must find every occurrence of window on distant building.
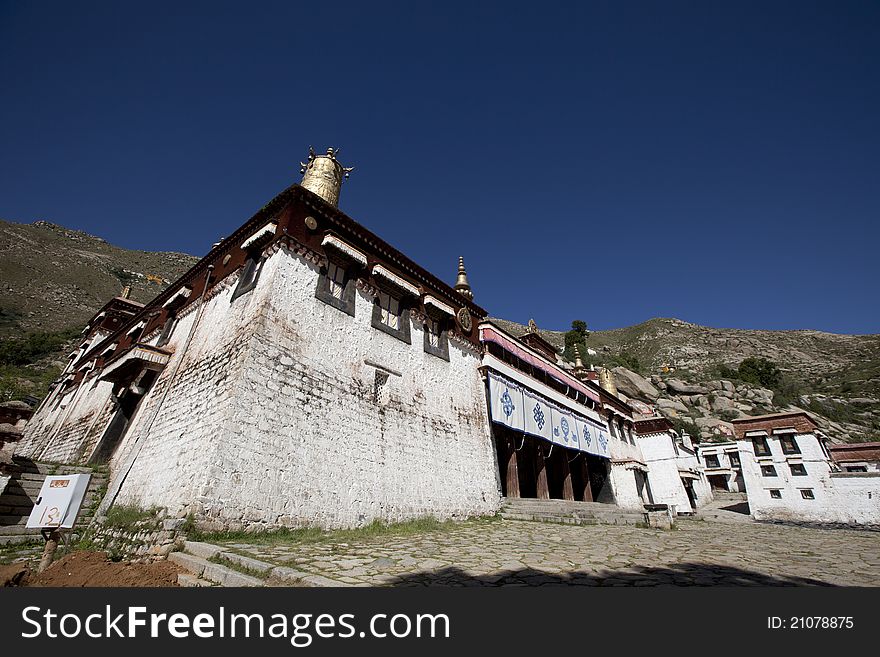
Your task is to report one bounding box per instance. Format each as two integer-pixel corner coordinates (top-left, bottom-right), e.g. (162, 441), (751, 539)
(769, 489), (782, 499)
(371, 290), (411, 344)
(845, 465), (868, 473)
(705, 455), (720, 468)
(231, 252), (266, 301)
(728, 452), (741, 468)
(753, 436), (772, 456)
(779, 435), (801, 455)
(789, 463), (808, 477)
(761, 464), (777, 477)
(800, 489), (815, 500)
(423, 316), (449, 361)
(315, 260), (355, 316)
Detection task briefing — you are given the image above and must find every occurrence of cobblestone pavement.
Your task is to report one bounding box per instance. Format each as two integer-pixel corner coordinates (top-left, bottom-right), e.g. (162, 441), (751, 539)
(220, 518), (880, 587)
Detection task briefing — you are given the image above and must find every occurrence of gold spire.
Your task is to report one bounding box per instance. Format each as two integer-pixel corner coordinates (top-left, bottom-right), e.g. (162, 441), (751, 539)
(598, 367), (618, 396)
(299, 147), (354, 207)
(454, 256), (473, 300)
(574, 344), (584, 369)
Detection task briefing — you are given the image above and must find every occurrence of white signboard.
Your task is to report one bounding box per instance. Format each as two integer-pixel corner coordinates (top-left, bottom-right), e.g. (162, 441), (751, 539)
(26, 474), (91, 529)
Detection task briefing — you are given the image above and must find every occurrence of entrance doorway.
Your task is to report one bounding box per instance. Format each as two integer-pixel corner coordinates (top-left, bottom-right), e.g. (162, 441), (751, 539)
(494, 428), (613, 504)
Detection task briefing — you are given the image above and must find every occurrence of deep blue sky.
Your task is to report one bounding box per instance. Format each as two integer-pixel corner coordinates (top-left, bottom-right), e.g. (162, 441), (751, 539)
(1, 2), (878, 334)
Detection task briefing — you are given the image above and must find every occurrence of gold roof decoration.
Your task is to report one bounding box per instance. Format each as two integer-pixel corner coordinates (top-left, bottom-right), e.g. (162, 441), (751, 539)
(299, 147), (354, 208)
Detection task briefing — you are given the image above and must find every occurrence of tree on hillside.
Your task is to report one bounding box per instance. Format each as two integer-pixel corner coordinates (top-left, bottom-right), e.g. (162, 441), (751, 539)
(563, 320), (588, 362)
(737, 357), (782, 389)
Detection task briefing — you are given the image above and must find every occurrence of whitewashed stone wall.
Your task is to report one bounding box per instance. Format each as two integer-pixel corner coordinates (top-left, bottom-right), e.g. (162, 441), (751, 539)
(827, 474), (880, 525)
(638, 432), (693, 512)
(108, 274), (256, 515)
(675, 445), (713, 508)
(109, 246), (500, 528)
(16, 373), (117, 464)
(607, 434), (646, 510)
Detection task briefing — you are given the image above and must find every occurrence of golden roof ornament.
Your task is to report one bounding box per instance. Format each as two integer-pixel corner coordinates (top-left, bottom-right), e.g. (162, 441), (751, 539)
(299, 146), (354, 208)
(527, 318), (538, 334)
(598, 367), (618, 396)
(454, 256), (474, 300)
(574, 344), (584, 369)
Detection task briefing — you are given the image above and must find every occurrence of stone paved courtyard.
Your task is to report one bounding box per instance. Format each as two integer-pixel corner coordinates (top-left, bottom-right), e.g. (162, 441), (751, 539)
(218, 517), (880, 587)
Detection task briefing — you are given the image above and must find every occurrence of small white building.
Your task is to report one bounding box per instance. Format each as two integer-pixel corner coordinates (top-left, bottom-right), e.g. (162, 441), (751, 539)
(635, 416), (712, 514)
(696, 441), (745, 493)
(733, 413), (880, 525)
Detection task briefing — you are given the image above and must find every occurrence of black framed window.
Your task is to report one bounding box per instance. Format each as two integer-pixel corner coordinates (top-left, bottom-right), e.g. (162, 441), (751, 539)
(156, 315), (177, 347)
(705, 455), (720, 468)
(231, 252), (266, 301)
(423, 316), (449, 361)
(769, 489), (782, 499)
(371, 290), (411, 344)
(800, 489), (815, 500)
(753, 436), (772, 456)
(315, 260), (355, 316)
(760, 464), (777, 477)
(779, 435), (801, 454)
(728, 452), (741, 467)
(845, 465), (868, 473)
(789, 463), (808, 477)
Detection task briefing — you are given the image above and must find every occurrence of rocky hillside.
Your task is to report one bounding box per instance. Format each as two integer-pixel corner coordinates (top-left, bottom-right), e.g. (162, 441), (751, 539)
(0, 219), (198, 335)
(0, 219), (199, 403)
(491, 318), (879, 444)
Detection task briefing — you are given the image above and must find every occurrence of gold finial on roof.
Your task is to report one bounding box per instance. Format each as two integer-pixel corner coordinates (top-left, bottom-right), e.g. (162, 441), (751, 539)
(299, 146), (354, 207)
(454, 256), (474, 300)
(574, 344), (584, 369)
(527, 318), (538, 334)
(598, 367), (618, 396)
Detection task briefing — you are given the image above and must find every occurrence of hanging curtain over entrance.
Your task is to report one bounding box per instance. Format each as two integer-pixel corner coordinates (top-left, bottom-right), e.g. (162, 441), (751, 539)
(488, 371), (610, 458)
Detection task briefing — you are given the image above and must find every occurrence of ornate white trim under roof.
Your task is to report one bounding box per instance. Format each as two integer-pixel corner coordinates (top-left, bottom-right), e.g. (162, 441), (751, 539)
(321, 234), (368, 267)
(241, 221), (278, 249)
(371, 264), (420, 297)
(423, 295), (455, 317)
(744, 429), (769, 437)
(163, 286), (192, 307)
(100, 342), (118, 357)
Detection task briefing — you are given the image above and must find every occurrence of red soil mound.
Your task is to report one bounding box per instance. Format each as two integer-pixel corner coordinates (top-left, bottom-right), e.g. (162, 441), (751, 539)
(9, 551), (182, 587)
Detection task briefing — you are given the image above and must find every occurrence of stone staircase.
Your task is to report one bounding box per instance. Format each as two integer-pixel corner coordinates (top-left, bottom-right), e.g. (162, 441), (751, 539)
(0, 456), (108, 546)
(169, 541), (345, 587)
(500, 497), (647, 527)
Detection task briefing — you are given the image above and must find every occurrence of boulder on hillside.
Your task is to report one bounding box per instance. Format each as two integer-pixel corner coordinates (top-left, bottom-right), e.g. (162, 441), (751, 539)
(666, 379), (709, 395)
(695, 416), (735, 437)
(656, 397), (689, 415)
(710, 396), (736, 412)
(611, 367), (659, 401)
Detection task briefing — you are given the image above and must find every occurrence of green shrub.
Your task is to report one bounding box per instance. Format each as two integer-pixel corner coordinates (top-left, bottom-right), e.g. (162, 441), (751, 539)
(737, 357), (782, 389)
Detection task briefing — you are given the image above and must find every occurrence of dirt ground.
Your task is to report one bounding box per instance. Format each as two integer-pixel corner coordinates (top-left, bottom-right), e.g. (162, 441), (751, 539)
(1, 551), (181, 587)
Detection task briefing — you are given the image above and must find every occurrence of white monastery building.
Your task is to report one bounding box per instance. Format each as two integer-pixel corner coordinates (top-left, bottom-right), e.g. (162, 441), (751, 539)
(9, 147), (757, 531)
(732, 412), (880, 525)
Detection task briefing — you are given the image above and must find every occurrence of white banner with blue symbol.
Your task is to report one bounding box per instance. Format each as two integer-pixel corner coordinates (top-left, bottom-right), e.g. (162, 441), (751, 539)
(522, 388), (553, 441)
(488, 373), (525, 432)
(488, 371), (609, 458)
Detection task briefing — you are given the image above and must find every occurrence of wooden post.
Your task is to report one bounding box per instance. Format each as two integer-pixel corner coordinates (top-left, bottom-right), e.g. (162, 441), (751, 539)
(580, 456), (593, 502)
(38, 529), (62, 573)
(561, 453), (574, 501)
(535, 444), (549, 500)
(506, 437), (520, 498)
